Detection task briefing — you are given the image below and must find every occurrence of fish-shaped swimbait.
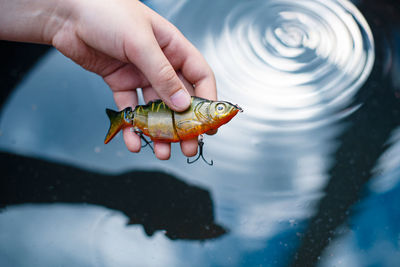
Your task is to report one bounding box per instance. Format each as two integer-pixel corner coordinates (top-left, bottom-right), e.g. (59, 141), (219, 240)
(104, 96), (242, 164)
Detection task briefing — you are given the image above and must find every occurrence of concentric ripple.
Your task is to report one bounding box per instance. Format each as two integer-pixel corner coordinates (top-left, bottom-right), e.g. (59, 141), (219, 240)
(203, 0), (374, 129)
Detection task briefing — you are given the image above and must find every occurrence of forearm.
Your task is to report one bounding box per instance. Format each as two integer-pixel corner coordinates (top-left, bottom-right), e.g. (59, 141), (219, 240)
(0, 0), (73, 44)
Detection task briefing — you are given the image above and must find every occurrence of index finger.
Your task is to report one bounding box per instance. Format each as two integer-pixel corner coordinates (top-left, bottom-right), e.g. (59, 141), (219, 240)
(151, 15), (217, 101)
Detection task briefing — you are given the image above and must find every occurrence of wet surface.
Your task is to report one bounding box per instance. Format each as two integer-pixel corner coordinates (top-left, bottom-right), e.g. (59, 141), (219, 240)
(1, 0), (399, 266)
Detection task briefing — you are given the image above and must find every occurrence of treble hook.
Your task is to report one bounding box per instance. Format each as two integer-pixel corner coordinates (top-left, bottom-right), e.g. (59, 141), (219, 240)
(140, 135), (154, 153)
(187, 136), (213, 166)
(133, 128), (154, 153)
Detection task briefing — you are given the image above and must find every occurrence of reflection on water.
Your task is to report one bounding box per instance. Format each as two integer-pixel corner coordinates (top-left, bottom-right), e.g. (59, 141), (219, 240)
(0, 152), (226, 241)
(1, 0), (399, 266)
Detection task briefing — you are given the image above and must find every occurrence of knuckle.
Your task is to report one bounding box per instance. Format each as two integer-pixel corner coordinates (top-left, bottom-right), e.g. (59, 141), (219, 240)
(208, 68), (216, 80)
(202, 67), (216, 83)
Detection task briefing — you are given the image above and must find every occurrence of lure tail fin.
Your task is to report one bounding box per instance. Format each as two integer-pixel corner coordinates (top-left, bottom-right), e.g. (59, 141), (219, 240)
(104, 108), (127, 144)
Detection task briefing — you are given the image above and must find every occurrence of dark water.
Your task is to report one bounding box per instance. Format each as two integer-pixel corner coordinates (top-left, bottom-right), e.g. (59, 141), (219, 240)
(0, 0), (399, 266)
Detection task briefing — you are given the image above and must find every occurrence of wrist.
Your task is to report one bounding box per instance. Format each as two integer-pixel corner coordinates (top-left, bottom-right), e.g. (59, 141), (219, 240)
(0, 0), (75, 44)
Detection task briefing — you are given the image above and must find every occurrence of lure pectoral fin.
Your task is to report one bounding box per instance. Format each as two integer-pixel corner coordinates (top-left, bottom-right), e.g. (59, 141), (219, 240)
(104, 108), (128, 144)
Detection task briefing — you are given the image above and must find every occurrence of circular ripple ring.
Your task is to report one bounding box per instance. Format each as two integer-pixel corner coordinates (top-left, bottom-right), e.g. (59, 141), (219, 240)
(204, 0), (374, 128)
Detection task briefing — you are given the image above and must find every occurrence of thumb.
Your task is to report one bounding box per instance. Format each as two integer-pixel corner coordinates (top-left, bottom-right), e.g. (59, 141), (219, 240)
(125, 35), (191, 111)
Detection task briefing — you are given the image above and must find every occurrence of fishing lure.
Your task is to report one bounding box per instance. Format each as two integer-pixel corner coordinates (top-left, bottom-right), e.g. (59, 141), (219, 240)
(104, 96), (242, 165)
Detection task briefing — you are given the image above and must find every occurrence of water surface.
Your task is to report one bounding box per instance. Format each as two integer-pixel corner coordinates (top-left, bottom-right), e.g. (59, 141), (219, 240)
(1, 0), (399, 266)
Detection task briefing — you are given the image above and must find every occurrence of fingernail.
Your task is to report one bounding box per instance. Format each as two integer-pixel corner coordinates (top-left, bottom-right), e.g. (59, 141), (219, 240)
(170, 89), (190, 110)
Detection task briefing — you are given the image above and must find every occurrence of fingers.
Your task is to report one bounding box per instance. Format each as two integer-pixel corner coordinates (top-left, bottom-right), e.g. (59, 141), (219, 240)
(112, 90), (137, 110)
(113, 89), (143, 153)
(180, 138), (198, 157)
(153, 139), (197, 160)
(122, 2), (216, 111)
(175, 75), (198, 157)
(123, 31), (191, 112)
(177, 71), (195, 95)
(102, 2), (217, 160)
(122, 128), (141, 153)
(151, 16), (217, 101)
(141, 72), (197, 159)
(103, 63), (149, 92)
(154, 142), (171, 160)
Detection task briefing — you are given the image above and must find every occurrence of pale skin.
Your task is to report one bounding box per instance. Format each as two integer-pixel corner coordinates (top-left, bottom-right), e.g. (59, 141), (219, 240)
(0, 0), (217, 160)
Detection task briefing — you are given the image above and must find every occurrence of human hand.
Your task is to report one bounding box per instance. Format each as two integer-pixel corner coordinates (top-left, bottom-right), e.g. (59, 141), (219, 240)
(0, 0), (217, 160)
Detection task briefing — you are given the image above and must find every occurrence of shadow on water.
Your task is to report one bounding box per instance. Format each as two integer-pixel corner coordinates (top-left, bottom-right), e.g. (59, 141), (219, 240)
(292, 0), (400, 265)
(0, 152), (227, 241)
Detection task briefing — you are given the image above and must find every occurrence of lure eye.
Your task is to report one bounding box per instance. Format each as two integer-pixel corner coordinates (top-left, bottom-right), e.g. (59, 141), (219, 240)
(216, 103), (226, 113)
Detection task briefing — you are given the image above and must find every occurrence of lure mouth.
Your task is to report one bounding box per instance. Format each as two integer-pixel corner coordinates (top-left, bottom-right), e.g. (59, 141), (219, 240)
(226, 101), (243, 113)
(234, 104), (243, 112)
